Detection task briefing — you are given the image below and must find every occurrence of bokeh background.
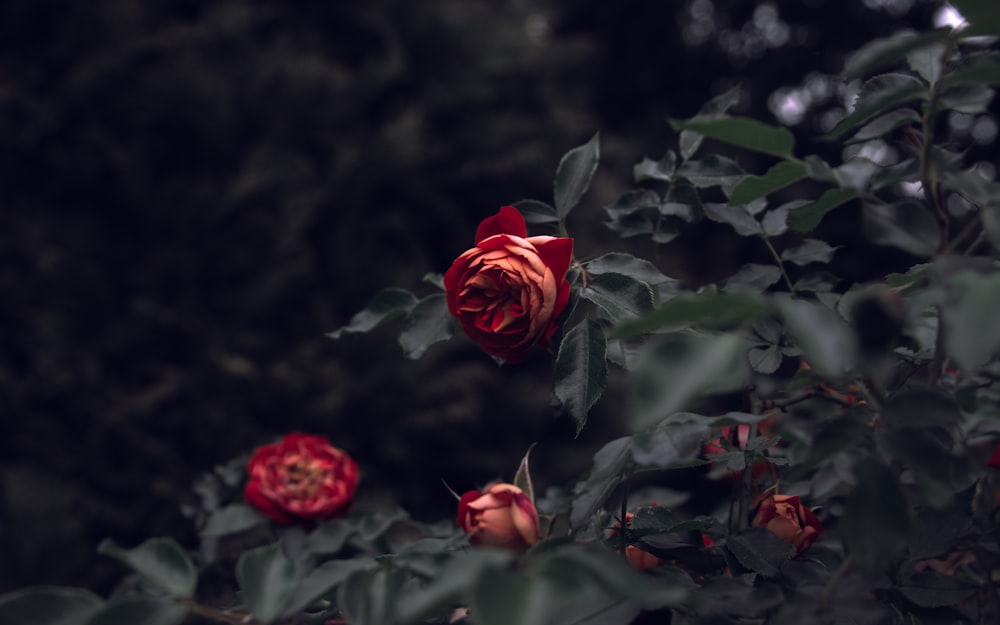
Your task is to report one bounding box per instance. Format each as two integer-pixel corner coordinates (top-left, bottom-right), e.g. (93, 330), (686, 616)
(1, 0), (994, 595)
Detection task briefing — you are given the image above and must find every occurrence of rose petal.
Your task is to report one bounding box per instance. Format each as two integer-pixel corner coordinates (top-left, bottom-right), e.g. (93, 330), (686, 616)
(475, 206), (527, 243)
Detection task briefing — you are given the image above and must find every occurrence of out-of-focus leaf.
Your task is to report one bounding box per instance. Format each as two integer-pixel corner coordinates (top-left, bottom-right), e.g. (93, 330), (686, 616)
(871, 157), (920, 190)
(630, 334), (748, 432)
(939, 83), (995, 113)
(670, 116), (795, 159)
(471, 568), (551, 625)
(941, 163), (1000, 207)
(97, 538), (197, 599)
(730, 161), (807, 205)
(722, 264), (782, 295)
(840, 457), (911, 572)
(691, 575), (785, 618)
(337, 567), (405, 625)
(833, 157), (882, 191)
(395, 550), (512, 624)
(279, 557), (376, 619)
(584, 253), (674, 286)
(399, 293), (454, 359)
(951, 0), (1000, 36)
(0, 587), (103, 625)
(823, 74), (927, 142)
(633, 152), (677, 182)
(748, 345), (783, 374)
(326, 288), (418, 339)
(942, 271), (1000, 372)
(82, 597), (187, 625)
(842, 30), (954, 80)
(571, 438), (632, 530)
(677, 155), (746, 194)
(201, 504), (268, 537)
(631, 420), (712, 469)
(726, 528), (796, 577)
(237, 542), (299, 624)
(553, 319), (608, 436)
(881, 427), (972, 508)
(776, 296), (854, 381)
(847, 108), (921, 143)
(882, 390), (963, 428)
(863, 200), (941, 257)
(787, 188), (857, 232)
(898, 570), (977, 608)
(781, 239), (839, 266)
(613, 292), (772, 337)
(554, 133), (600, 220)
(513, 199), (559, 225)
(580, 273), (655, 323)
(940, 51), (1000, 87)
(703, 204), (762, 236)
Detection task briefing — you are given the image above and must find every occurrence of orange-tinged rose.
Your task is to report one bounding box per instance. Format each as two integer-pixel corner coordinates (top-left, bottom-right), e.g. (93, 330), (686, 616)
(610, 512), (666, 570)
(244, 433), (359, 524)
(457, 483), (540, 550)
(444, 206), (573, 363)
(751, 494), (823, 553)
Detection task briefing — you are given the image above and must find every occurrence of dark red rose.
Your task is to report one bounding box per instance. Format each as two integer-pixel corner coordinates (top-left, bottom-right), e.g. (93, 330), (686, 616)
(244, 433), (359, 524)
(751, 494), (824, 553)
(457, 483), (540, 551)
(444, 206), (573, 363)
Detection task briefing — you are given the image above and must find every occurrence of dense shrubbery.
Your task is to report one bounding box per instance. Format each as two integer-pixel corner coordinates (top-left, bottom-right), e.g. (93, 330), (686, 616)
(3, 1), (1000, 624)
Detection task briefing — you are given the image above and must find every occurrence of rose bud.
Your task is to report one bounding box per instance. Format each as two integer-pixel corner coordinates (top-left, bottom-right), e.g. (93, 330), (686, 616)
(244, 432), (359, 524)
(457, 483), (540, 550)
(444, 205), (573, 363)
(610, 512), (666, 570)
(751, 494), (824, 553)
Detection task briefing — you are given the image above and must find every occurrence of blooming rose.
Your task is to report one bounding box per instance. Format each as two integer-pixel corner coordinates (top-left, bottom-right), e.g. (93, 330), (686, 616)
(244, 433), (359, 524)
(457, 483), (540, 550)
(611, 512), (666, 570)
(444, 205), (573, 363)
(751, 494), (824, 553)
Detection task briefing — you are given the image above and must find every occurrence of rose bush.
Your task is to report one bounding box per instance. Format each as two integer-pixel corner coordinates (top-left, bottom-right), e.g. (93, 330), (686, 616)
(750, 494), (824, 553)
(456, 482), (540, 550)
(444, 205), (573, 363)
(244, 432), (359, 524)
(611, 512), (666, 571)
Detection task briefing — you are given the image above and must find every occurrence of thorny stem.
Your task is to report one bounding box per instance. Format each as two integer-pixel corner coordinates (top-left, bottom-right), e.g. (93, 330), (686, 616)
(760, 232), (796, 294)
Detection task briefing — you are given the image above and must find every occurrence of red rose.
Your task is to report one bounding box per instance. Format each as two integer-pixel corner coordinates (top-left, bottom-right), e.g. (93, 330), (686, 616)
(457, 483), (540, 550)
(244, 433), (359, 524)
(444, 206), (573, 363)
(751, 494), (823, 553)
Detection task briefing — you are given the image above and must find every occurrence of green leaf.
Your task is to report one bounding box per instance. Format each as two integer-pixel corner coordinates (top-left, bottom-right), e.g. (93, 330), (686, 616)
(613, 292), (772, 338)
(395, 550), (513, 624)
(677, 155), (746, 193)
(680, 84), (743, 160)
(584, 253), (675, 286)
(0, 587), (103, 625)
(326, 288), (418, 339)
(776, 296), (854, 381)
(670, 116), (796, 159)
(237, 542), (299, 624)
(726, 527), (796, 577)
(471, 568), (551, 625)
(580, 273), (655, 323)
(513, 444), (537, 504)
(951, 0), (1000, 37)
(882, 390), (963, 428)
(629, 333), (748, 432)
(840, 457), (910, 572)
(512, 199), (559, 225)
(748, 345), (782, 374)
(823, 74), (927, 142)
(781, 239), (839, 266)
(631, 420), (711, 468)
(662, 177), (703, 221)
(279, 557), (376, 618)
(97, 538), (197, 599)
(942, 271), (1000, 371)
(554, 133), (600, 220)
(939, 83), (995, 113)
(863, 200), (941, 257)
(553, 319), (607, 436)
(703, 203), (762, 236)
(337, 567), (405, 625)
(907, 42), (946, 86)
(399, 293), (454, 359)
(633, 152), (677, 182)
(940, 51), (1000, 88)
(898, 570), (976, 608)
(730, 161), (808, 205)
(605, 189), (661, 219)
(571, 437), (632, 530)
(842, 30), (954, 80)
(881, 427), (971, 508)
(82, 597), (187, 625)
(762, 202), (799, 236)
(201, 503), (268, 537)
(787, 188), (857, 232)
(847, 108), (921, 144)
(722, 264), (782, 296)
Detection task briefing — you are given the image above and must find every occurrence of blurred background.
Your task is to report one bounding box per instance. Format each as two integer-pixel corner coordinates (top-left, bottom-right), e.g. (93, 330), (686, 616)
(1, 0), (994, 594)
